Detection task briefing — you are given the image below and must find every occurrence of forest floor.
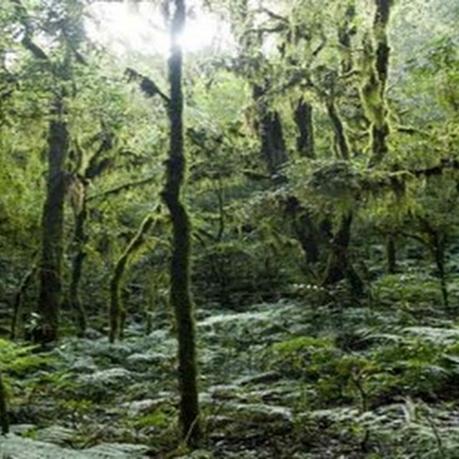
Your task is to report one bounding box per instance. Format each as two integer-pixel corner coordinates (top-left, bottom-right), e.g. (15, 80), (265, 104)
(1, 282), (459, 458)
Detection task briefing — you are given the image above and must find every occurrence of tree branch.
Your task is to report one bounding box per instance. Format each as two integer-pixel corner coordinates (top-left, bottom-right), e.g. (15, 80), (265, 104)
(125, 67), (170, 105)
(10, 0), (51, 64)
(87, 174), (157, 202)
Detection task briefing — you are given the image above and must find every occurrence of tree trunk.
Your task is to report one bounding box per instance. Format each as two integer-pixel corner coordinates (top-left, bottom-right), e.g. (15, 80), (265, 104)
(252, 84), (288, 175)
(418, 218), (449, 308)
(326, 100), (350, 160)
(323, 97), (362, 291)
(386, 234), (397, 274)
(367, 0), (392, 166)
(161, 0), (201, 445)
(322, 212), (364, 295)
(294, 98), (315, 159)
(0, 372), (9, 435)
(323, 213), (353, 286)
(69, 195), (88, 337)
(36, 96), (68, 344)
(285, 197), (320, 265)
(109, 215), (154, 343)
(294, 213), (320, 264)
(11, 257), (38, 340)
(68, 133), (113, 336)
(432, 232), (448, 307)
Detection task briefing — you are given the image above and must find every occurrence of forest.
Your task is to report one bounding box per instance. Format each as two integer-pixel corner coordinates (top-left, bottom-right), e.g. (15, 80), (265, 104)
(0, 0), (458, 457)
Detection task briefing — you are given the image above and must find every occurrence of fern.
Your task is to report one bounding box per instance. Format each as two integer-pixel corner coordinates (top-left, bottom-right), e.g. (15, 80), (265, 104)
(0, 339), (50, 376)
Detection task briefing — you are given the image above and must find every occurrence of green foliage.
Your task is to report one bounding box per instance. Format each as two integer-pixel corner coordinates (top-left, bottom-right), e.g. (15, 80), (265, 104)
(133, 410), (170, 430)
(372, 273), (444, 307)
(270, 336), (338, 379)
(0, 339), (49, 376)
(0, 0), (459, 455)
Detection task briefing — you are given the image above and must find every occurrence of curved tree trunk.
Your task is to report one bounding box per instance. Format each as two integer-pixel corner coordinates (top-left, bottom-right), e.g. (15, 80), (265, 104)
(161, 0), (201, 445)
(36, 96), (69, 344)
(109, 215), (154, 343)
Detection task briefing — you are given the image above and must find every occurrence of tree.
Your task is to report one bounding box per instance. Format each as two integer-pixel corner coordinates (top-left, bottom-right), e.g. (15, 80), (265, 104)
(161, 0), (201, 445)
(9, 0), (78, 343)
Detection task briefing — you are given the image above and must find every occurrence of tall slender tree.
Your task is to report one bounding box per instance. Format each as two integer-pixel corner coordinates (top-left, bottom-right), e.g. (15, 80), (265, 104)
(161, 0), (201, 445)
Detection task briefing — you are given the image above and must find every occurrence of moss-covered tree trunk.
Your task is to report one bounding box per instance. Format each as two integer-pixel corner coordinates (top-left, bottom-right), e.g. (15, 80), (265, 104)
(252, 84), (288, 175)
(432, 233), (448, 308)
(109, 215), (154, 343)
(10, 258), (38, 340)
(161, 0), (200, 445)
(321, 7), (364, 293)
(294, 98), (316, 159)
(322, 98), (361, 291)
(68, 133), (114, 336)
(420, 219), (449, 308)
(386, 234), (397, 274)
(0, 372), (9, 435)
(361, 0), (393, 276)
(366, 0), (392, 166)
(326, 100), (350, 161)
(322, 213), (364, 295)
(69, 194), (88, 337)
(36, 96), (68, 344)
(290, 99), (320, 263)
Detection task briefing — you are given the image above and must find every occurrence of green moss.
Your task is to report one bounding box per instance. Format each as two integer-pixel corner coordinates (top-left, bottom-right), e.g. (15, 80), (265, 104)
(134, 411), (170, 429)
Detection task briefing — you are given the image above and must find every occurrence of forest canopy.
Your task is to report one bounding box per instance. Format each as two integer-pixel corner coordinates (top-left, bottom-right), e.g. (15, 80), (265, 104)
(0, 0), (458, 457)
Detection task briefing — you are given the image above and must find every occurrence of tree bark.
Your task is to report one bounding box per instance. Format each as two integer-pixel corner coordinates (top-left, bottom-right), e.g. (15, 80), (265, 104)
(326, 100), (350, 160)
(69, 197), (88, 337)
(252, 84), (288, 175)
(323, 212), (353, 286)
(11, 258), (38, 340)
(0, 372), (9, 435)
(322, 212), (364, 295)
(322, 98), (362, 290)
(294, 98), (315, 159)
(36, 96), (69, 344)
(433, 233), (448, 308)
(386, 234), (397, 274)
(367, 0), (392, 166)
(109, 215), (154, 343)
(68, 134), (113, 336)
(161, 0), (201, 445)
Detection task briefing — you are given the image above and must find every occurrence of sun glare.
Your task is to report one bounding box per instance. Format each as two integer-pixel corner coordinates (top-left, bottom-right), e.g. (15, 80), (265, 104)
(86, 1), (227, 57)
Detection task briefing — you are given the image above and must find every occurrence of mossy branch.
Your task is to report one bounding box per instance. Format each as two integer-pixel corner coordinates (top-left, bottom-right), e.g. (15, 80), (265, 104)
(87, 175), (157, 202)
(109, 214), (156, 343)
